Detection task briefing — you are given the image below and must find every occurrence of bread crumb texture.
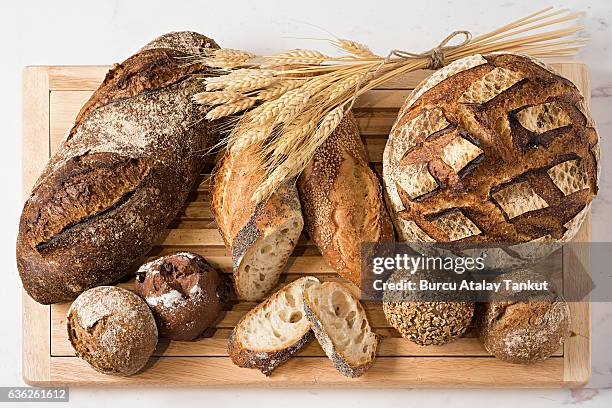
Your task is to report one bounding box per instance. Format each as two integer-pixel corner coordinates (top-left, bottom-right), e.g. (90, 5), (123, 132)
(303, 281), (378, 377)
(211, 146), (304, 301)
(228, 277), (318, 376)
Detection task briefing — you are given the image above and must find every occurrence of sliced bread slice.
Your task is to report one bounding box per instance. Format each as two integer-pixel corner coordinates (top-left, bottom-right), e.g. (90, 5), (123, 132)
(228, 276), (319, 375)
(303, 281), (378, 378)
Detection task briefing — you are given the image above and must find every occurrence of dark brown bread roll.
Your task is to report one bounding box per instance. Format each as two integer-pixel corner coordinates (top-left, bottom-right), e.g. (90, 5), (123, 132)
(298, 113), (394, 287)
(17, 32), (220, 304)
(67, 286), (158, 376)
(134, 252), (228, 341)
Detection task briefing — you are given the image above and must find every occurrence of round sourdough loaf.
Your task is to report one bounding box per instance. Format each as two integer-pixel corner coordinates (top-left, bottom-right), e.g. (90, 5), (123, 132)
(477, 269), (570, 364)
(134, 252), (228, 341)
(67, 286), (158, 376)
(383, 54), (599, 254)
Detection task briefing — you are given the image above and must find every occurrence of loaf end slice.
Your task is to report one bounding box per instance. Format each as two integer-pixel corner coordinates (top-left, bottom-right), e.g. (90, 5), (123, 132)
(212, 148), (304, 301)
(303, 281), (378, 378)
(228, 276), (319, 375)
(232, 203), (304, 301)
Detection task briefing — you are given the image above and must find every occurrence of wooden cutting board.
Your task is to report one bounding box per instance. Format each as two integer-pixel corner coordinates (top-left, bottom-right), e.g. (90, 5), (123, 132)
(21, 63), (591, 387)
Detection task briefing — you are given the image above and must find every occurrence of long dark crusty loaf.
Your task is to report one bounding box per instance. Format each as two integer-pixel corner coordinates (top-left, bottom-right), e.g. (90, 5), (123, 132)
(212, 146), (304, 301)
(17, 32), (220, 304)
(298, 112), (394, 287)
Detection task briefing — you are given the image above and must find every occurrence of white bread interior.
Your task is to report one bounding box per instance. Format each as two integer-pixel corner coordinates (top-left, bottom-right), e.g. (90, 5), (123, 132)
(237, 276), (318, 351)
(304, 282), (377, 367)
(235, 215), (303, 301)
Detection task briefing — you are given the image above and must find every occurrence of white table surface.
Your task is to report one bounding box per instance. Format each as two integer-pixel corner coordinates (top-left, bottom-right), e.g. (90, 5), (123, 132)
(1, 0), (611, 406)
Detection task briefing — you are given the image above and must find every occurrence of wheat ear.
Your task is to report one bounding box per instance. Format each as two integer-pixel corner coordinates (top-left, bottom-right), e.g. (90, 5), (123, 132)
(205, 98), (257, 120)
(193, 90), (244, 105)
(335, 39), (379, 58)
(204, 49), (256, 68)
(253, 106), (345, 202)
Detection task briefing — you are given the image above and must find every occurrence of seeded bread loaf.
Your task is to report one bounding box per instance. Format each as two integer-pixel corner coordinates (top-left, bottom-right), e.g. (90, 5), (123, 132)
(17, 32), (220, 304)
(382, 269), (474, 345)
(212, 146), (304, 301)
(383, 54), (599, 259)
(298, 113), (394, 287)
(228, 276), (319, 375)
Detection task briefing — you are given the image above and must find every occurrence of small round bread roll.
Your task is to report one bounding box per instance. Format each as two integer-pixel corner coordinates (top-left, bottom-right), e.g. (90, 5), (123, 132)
(478, 269), (570, 364)
(134, 252), (227, 341)
(382, 269), (474, 345)
(67, 286), (157, 376)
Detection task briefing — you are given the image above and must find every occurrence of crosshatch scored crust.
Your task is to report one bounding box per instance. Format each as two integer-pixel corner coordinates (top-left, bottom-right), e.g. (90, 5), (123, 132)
(22, 62), (591, 387)
(383, 53), (599, 247)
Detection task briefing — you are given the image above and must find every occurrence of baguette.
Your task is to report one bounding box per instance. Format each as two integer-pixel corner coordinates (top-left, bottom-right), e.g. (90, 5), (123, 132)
(298, 113), (394, 287)
(303, 281), (378, 378)
(228, 276), (319, 375)
(17, 32), (220, 304)
(212, 146), (304, 301)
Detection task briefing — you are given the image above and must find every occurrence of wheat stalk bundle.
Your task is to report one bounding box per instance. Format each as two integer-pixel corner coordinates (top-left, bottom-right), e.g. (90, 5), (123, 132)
(191, 7), (586, 203)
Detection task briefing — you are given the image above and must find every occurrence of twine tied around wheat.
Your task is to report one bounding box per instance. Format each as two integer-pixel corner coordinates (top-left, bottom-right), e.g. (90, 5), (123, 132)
(347, 30), (473, 110)
(191, 7), (586, 203)
(386, 30), (473, 69)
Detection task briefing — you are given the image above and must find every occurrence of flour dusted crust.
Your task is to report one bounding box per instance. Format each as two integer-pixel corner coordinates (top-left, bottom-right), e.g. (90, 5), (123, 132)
(298, 113), (394, 287)
(134, 252), (227, 341)
(459, 67), (524, 104)
(401, 54), (488, 114)
(547, 159), (589, 196)
(67, 286), (158, 376)
(492, 181), (549, 219)
(17, 32), (221, 304)
(478, 269), (570, 364)
(515, 101), (572, 134)
(383, 53), (599, 256)
(140, 31), (218, 54)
